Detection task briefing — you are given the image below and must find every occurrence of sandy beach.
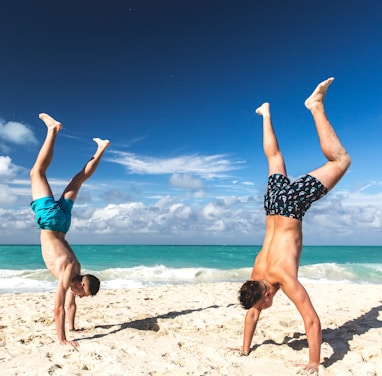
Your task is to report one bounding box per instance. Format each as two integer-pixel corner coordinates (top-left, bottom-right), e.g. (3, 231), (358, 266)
(1, 282), (381, 375)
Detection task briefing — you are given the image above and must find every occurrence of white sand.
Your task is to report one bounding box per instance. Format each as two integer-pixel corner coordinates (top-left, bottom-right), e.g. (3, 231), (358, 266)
(1, 282), (381, 375)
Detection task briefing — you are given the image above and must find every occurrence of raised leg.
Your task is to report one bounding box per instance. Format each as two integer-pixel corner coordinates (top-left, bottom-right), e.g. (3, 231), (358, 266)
(305, 78), (351, 191)
(30, 113), (63, 200)
(61, 138), (110, 202)
(256, 103), (287, 176)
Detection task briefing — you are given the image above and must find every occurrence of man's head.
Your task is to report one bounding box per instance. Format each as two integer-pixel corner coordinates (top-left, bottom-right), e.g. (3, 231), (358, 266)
(71, 274), (100, 298)
(238, 280), (273, 311)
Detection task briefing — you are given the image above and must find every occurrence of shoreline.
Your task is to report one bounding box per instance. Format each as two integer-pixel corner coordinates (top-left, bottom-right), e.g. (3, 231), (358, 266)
(1, 282), (381, 375)
(2, 277), (382, 296)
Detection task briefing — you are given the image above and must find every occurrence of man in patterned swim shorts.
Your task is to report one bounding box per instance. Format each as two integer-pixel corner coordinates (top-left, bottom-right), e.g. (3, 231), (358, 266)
(237, 78), (351, 374)
(30, 113), (110, 348)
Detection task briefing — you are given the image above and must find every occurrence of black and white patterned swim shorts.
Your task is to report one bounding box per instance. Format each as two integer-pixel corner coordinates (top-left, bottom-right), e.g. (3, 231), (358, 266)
(264, 174), (328, 221)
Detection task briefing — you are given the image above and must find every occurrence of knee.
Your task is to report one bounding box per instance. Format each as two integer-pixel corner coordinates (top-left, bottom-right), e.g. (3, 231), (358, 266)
(340, 151), (351, 172)
(29, 166), (45, 182)
(29, 166), (38, 180)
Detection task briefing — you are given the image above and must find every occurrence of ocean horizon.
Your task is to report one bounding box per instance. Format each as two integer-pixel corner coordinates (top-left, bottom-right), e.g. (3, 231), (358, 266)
(1, 244), (381, 294)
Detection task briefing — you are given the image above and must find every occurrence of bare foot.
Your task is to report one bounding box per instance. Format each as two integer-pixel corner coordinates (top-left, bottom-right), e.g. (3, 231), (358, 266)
(39, 113), (62, 132)
(304, 77), (334, 111)
(93, 137), (111, 153)
(256, 102), (270, 117)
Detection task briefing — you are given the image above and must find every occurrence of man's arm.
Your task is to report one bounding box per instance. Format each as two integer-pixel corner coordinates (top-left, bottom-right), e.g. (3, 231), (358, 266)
(242, 307), (261, 355)
(282, 277), (321, 372)
(66, 290), (77, 331)
(54, 264), (79, 347)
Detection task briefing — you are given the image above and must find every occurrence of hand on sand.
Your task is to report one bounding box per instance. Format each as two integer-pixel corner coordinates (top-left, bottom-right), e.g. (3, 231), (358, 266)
(61, 339), (80, 350)
(295, 363), (318, 375)
(227, 346), (251, 356)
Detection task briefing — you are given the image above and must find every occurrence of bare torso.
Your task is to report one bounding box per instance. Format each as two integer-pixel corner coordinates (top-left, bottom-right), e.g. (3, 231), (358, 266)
(40, 230), (81, 280)
(251, 215), (303, 290)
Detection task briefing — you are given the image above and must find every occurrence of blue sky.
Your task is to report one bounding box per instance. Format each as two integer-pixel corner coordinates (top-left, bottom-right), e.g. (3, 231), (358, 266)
(0, 0), (381, 245)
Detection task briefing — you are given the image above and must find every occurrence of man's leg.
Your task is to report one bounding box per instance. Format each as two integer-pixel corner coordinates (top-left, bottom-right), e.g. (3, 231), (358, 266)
(256, 103), (287, 176)
(30, 113), (62, 200)
(305, 78), (351, 191)
(62, 137), (110, 202)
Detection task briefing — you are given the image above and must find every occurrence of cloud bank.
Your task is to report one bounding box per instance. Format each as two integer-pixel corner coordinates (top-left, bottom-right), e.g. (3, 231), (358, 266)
(1, 130), (381, 245)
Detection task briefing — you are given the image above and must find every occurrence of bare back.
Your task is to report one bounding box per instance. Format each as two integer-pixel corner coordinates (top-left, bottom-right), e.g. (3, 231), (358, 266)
(251, 215), (303, 289)
(40, 230), (81, 280)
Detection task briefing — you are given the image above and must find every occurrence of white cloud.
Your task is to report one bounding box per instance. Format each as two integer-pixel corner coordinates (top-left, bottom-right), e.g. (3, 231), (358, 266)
(0, 207), (36, 241)
(68, 187), (382, 245)
(169, 173), (204, 190)
(201, 202), (223, 220)
(0, 183), (19, 205)
(0, 155), (24, 182)
(0, 121), (37, 145)
(1, 174), (382, 245)
(0, 156), (16, 178)
(170, 204), (192, 221)
(107, 151), (244, 179)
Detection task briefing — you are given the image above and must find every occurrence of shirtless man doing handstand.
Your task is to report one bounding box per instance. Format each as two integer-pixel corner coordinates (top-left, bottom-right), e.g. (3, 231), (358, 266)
(30, 113), (110, 347)
(238, 78), (351, 374)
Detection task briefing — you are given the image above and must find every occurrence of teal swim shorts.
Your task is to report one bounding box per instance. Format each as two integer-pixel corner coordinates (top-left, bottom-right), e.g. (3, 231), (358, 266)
(31, 196), (74, 234)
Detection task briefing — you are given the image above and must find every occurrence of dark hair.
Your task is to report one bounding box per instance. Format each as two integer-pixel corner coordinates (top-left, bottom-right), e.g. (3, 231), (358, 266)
(238, 280), (263, 310)
(83, 274), (101, 296)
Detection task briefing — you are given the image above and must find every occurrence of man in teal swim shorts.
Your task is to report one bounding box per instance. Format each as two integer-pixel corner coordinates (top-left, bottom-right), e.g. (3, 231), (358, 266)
(237, 78), (351, 374)
(30, 113), (110, 348)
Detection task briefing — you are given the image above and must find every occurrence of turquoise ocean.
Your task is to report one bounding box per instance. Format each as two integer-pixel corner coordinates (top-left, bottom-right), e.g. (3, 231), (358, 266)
(1, 245), (381, 294)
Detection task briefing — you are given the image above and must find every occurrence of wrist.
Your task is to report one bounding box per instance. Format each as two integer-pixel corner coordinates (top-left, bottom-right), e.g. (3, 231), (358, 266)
(239, 347), (250, 356)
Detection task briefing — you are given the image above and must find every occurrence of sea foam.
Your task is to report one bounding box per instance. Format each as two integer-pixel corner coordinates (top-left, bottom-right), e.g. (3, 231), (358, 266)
(1, 262), (381, 294)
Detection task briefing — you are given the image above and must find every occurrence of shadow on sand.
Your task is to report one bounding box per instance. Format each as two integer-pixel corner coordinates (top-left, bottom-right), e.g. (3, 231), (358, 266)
(250, 304), (382, 368)
(77, 304), (231, 342)
(77, 302), (382, 369)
